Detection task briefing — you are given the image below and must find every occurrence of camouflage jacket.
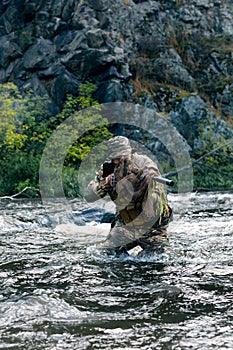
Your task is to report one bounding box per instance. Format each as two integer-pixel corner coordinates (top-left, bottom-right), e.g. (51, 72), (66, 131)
(84, 153), (170, 227)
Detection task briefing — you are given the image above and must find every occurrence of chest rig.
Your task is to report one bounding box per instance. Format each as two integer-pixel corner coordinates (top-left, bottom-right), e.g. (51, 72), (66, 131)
(110, 157), (149, 225)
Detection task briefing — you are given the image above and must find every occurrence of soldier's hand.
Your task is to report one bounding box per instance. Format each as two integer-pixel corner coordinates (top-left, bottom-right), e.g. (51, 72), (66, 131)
(105, 174), (112, 183)
(106, 173), (116, 187)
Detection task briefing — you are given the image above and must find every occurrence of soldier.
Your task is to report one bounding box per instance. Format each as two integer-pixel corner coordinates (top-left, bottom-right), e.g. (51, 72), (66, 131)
(85, 136), (172, 255)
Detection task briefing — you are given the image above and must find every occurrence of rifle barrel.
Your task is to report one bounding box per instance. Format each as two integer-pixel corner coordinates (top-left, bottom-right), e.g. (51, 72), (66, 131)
(154, 177), (174, 186)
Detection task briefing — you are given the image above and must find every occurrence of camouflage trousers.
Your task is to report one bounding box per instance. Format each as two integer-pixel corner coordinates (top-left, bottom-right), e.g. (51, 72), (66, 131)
(123, 225), (169, 254)
(103, 218), (170, 254)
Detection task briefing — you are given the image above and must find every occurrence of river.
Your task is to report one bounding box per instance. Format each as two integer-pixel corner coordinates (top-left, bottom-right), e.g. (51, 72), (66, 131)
(0, 192), (232, 350)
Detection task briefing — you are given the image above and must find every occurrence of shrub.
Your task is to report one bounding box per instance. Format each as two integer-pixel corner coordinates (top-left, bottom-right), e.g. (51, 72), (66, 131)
(0, 82), (112, 197)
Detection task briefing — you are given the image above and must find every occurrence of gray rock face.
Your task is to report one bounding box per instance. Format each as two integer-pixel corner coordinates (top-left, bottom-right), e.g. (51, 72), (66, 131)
(0, 0), (232, 152)
(169, 95), (233, 152)
(170, 95), (207, 149)
(23, 38), (55, 70)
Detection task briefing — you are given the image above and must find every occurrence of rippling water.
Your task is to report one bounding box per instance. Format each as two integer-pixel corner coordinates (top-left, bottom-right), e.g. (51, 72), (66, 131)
(0, 192), (232, 350)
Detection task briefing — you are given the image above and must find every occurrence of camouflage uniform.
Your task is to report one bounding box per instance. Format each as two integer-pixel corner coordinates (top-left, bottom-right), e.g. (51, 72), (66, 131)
(85, 137), (172, 254)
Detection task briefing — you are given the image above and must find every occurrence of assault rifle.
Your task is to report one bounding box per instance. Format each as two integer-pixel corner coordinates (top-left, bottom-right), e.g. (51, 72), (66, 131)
(102, 161), (174, 187)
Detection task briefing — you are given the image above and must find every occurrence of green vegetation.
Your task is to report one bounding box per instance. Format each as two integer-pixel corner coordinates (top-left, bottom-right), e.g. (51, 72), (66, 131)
(0, 82), (112, 197)
(192, 136), (233, 191)
(191, 115), (233, 191)
(158, 143), (233, 193)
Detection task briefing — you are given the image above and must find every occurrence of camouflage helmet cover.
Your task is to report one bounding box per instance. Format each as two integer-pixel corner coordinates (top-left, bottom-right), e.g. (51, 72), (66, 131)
(107, 136), (132, 159)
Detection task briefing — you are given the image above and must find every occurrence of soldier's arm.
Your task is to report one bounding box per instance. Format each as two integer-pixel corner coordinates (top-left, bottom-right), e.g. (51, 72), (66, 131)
(133, 153), (161, 178)
(84, 170), (112, 202)
(133, 154), (169, 218)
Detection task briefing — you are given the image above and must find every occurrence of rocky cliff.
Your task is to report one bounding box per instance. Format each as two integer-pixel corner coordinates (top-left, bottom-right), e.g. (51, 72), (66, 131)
(0, 0), (232, 153)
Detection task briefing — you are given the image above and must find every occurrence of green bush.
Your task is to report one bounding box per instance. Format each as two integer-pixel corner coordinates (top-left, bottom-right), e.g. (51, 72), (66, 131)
(0, 82), (112, 197)
(193, 142), (233, 191)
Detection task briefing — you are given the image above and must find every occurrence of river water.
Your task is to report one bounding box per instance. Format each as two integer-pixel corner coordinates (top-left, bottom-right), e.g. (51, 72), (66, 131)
(0, 192), (232, 350)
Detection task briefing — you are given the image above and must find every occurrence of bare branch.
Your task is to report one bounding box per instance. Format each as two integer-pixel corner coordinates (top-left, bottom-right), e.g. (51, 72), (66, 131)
(0, 187), (40, 200)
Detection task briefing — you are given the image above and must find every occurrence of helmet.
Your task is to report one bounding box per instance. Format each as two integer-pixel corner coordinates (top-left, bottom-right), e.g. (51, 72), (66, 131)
(107, 136), (131, 159)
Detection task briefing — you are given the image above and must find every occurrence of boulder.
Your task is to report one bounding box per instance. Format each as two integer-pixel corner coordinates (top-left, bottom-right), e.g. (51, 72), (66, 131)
(23, 38), (55, 70)
(50, 70), (80, 107)
(0, 35), (21, 68)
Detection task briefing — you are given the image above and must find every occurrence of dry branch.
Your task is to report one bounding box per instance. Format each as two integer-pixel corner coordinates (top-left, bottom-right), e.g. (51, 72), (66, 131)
(0, 186), (40, 200)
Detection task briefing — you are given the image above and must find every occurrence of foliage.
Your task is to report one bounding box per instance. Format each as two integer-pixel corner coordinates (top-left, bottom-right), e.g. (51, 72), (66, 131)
(0, 83), (26, 152)
(0, 82), (112, 197)
(193, 141), (233, 191)
(57, 82), (112, 166)
(59, 83), (112, 197)
(191, 115), (233, 190)
(0, 83), (54, 195)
